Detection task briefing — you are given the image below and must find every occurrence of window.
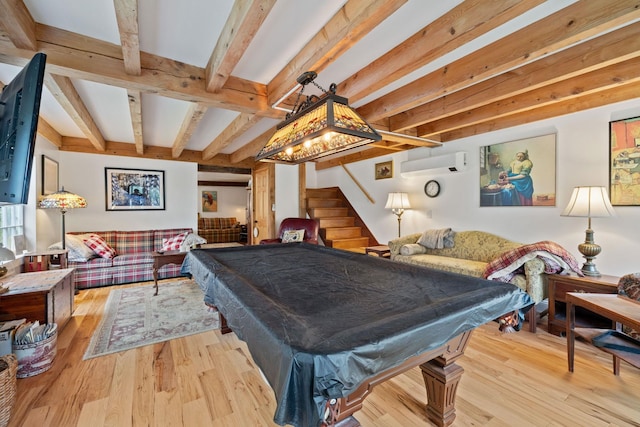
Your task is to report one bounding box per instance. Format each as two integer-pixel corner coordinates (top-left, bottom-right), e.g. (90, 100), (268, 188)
(0, 204), (24, 252)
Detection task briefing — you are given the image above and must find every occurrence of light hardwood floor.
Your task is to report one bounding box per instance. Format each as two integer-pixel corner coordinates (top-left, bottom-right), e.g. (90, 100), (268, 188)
(7, 280), (640, 427)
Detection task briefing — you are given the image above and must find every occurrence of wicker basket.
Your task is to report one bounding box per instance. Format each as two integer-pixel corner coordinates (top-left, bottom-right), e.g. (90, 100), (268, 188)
(0, 353), (17, 427)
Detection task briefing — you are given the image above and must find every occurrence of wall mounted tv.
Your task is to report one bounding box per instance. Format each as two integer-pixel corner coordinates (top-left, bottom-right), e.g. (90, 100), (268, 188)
(0, 53), (46, 205)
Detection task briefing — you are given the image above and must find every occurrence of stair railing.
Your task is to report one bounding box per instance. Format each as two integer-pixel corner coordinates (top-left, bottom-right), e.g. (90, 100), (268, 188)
(340, 164), (375, 204)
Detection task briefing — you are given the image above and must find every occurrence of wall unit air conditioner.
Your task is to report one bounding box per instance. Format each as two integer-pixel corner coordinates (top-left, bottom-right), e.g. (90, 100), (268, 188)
(400, 152), (467, 177)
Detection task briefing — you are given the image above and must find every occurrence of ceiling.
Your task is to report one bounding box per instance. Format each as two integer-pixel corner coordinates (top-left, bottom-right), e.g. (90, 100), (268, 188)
(1, 0), (640, 183)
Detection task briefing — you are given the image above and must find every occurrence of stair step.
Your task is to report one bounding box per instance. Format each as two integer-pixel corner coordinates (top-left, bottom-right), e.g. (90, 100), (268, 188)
(318, 217), (355, 228)
(327, 237), (370, 249)
(310, 207), (348, 218)
(323, 226), (362, 240)
(307, 198), (344, 208)
(307, 188), (339, 199)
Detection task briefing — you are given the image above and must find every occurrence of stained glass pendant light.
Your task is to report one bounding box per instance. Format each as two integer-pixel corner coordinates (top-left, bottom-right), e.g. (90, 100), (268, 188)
(256, 71), (381, 164)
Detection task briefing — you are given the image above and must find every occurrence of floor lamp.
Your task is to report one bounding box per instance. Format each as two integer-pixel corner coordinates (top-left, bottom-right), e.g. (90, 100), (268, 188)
(39, 187), (87, 249)
(385, 192), (411, 238)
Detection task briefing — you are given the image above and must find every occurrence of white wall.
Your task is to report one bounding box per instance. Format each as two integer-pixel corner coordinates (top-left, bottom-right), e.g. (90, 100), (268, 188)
(33, 150), (198, 250)
(313, 98), (640, 277)
(197, 185), (247, 223)
(275, 163), (300, 225)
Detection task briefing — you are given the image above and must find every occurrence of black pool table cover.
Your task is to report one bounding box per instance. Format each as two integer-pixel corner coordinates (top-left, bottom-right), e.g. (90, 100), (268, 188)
(181, 243), (533, 427)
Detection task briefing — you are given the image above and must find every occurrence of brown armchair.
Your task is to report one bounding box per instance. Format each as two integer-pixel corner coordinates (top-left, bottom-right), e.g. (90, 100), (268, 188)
(259, 218), (320, 245)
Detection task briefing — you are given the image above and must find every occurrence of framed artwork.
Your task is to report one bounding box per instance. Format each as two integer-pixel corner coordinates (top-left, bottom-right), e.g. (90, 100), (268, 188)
(609, 115), (640, 206)
(42, 155), (59, 195)
(105, 167), (165, 211)
(479, 133), (556, 207)
(375, 160), (393, 180)
(202, 191), (218, 212)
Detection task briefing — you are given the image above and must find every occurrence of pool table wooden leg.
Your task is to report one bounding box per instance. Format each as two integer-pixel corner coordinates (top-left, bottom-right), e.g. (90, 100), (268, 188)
(420, 331), (471, 427)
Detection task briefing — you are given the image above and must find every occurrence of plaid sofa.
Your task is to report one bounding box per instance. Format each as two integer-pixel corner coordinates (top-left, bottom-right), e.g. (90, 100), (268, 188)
(197, 217), (240, 243)
(68, 228), (192, 290)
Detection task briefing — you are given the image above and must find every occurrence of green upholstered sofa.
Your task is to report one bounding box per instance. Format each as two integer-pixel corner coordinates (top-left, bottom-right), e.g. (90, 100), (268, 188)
(388, 230), (547, 333)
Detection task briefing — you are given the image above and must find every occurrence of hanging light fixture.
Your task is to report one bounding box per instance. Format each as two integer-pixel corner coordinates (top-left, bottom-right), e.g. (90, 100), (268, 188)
(256, 71), (381, 164)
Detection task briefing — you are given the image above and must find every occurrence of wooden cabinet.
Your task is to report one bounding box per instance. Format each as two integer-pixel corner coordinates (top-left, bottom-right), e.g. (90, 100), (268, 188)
(0, 269), (74, 330)
(547, 274), (619, 336)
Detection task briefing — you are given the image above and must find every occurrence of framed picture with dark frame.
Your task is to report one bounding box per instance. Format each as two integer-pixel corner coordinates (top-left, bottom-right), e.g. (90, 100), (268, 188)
(105, 167), (165, 211)
(42, 155), (59, 195)
(375, 160), (393, 180)
(609, 115), (640, 206)
(479, 133), (556, 207)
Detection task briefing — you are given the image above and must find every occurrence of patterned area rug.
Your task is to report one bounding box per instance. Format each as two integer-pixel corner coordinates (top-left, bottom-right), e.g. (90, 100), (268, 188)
(84, 280), (219, 359)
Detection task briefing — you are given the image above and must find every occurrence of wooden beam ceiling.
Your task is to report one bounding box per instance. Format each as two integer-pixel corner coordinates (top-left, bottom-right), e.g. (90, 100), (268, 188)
(0, 0), (639, 171)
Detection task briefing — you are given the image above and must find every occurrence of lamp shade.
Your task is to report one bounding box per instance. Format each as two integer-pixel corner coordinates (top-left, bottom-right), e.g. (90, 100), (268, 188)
(257, 94), (381, 163)
(385, 192), (411, 210)
(39, 187), (87, 212)
(561, 186), (615, 218)
(257, 71), (381, 164)
(0, 244), (15, 262)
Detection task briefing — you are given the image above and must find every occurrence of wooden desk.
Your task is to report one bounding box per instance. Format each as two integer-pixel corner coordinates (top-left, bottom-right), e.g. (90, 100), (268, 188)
(0, 268), (74, 329)
(566, 293), (640, 375)
(547, 274), (619, 336)
(152, 251), (187, 296)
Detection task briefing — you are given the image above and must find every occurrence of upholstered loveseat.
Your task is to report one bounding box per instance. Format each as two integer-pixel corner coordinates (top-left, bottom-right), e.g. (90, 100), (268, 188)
(197, 217), (241, 243)
(388, 230), (549, 332)
(64, 228), (194, 290)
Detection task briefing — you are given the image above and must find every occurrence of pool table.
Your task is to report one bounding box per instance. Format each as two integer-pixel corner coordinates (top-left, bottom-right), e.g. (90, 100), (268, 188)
(181, 243), (532, 427)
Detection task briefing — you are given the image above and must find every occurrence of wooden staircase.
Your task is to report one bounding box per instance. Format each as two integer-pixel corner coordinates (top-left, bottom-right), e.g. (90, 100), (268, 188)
(306, 187), (379, 251)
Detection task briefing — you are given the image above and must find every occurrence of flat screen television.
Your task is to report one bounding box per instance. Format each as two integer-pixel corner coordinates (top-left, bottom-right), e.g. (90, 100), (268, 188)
(0, 53), (46, 205)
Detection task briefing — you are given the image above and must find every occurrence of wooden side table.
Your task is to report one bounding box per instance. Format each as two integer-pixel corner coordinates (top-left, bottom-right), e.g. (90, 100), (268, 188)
(567, 293), (640, 375)
(152, 251), (187, 296)
(23, 249), (68, 272)
(365, 245), (390, 258)
(547, 273), (619, 336)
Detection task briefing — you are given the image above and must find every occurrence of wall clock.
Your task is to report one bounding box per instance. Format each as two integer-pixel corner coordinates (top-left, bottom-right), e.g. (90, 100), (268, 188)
(424, 180), (441, 198)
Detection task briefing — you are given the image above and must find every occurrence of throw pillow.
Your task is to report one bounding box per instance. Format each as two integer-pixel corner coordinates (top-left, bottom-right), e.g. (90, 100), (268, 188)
(400, 243), (427, 256)
(48, 234), (98, 262)
(282, 229), (305, 243)
(179, 232), (207, 252)
(161, 232), (189, 252)
(83, 233), (117, 259)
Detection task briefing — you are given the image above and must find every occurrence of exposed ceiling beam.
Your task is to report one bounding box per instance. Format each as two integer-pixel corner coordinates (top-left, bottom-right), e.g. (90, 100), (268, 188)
(230, 127), (273, 163)
(266, 0), (407, 108)
(127, 89), (143, 154)
(440, 80), (640, 141)
(394, 20), (640, 132)
(172, 103), (208, 158)
(198, 164), (252, 174)
(357, 0), (640, 123)
(338, 0), (545, 103)
(202, 112), (262, 160)
(0, 22), (274, 115)
(197, 181), (248, 187)
(44, 73), (107, 151)
(60, 136), (256, 169)
(205, 0), (276, 93)
(113, 0), (141, 76)
(0, 0), (37, 50)
(419, 57), (640, 137)
(37, 118), (63, 147)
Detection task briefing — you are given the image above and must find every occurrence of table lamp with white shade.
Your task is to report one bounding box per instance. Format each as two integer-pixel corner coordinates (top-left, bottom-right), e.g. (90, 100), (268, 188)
(561, 186), (615, 277)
